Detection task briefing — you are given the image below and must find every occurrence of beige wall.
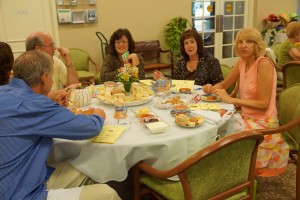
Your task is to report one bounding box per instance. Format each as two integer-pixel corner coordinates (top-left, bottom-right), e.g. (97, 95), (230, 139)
(58, 0), (190, 68)
(57, 0), (299, 68)
(253, 0), (298, 31)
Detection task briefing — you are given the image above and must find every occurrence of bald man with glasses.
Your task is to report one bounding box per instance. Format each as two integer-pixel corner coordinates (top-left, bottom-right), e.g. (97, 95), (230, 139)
(26, 31), (80, 105)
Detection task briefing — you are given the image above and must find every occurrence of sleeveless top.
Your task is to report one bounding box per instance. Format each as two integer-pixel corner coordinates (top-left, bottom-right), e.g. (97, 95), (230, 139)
(239, 56), (278, 120)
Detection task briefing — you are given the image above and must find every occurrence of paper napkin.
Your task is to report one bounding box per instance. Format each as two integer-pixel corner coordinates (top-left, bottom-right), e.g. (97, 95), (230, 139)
(138, 79), (153, 86)
(171, 80), (195, 92)
(92, 126), (126, 144)
(188, 103), (221, 110)
(192, 110), (222, 124)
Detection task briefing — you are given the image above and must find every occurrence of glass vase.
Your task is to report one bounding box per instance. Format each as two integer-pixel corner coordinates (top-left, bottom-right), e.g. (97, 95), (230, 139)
(123, 82), (132, 93)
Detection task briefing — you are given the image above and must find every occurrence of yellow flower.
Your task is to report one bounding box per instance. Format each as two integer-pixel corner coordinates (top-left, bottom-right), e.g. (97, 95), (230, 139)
(116, 63), (139, 83)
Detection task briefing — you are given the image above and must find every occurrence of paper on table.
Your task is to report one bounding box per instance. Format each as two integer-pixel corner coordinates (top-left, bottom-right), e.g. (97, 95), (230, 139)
(91, 126), (126, 144)
(138, 79), (153, 86)
(171, 80), (195, 92)
(192, 110), (222, 123)
(188, 103), (221, 110)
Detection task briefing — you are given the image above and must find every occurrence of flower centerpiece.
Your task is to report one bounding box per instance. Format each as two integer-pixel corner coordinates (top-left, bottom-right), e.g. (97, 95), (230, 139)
(116, 63), (139, 93)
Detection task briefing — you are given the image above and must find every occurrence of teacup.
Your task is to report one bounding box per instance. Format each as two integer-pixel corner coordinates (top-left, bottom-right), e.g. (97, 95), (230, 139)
(172, 105), (191, 116)
(69, 88), (92, 108)
(153, 79), (172, 95)
(114, 105), (127, 119)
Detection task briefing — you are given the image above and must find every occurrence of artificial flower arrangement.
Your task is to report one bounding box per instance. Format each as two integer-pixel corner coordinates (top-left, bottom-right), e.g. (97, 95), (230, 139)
(116, 63), (139, 83)
(115, 63), (139, 92)
(262, 28), (286, 47)
(262, 13), (300, 46)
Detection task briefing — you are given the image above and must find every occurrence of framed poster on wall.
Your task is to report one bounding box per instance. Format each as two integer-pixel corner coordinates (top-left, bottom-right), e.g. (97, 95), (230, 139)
(72, 11), (85, 23)
(89, 0), (96, 4)
(86, 9), (97, 23)
(57, 9), (72, 23)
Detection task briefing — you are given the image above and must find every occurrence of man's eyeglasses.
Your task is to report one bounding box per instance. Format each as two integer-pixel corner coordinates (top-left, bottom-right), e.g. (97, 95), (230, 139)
(40, 43), (56, 48)
(115, 40), (128, 45)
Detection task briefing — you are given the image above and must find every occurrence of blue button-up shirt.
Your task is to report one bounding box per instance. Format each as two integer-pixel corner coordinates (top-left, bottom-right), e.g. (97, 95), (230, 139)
(0, 78), (105, 200)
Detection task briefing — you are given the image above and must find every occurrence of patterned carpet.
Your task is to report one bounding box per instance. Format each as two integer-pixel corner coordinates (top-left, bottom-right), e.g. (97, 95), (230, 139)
(256, 163), (296, 200)
(108, 163), (297, 200)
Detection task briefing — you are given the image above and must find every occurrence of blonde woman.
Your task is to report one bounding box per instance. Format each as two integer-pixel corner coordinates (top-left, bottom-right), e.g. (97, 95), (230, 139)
(203, 28), (289, 177)
(277, 21), (300, 67)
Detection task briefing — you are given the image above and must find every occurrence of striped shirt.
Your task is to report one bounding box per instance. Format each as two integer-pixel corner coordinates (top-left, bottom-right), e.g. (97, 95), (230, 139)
(0, 78), (105, 200)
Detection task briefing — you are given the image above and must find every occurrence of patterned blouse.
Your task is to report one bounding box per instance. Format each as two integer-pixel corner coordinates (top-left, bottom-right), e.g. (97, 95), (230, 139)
(172, 51), (223, 86)
(100, 54), (145, 83)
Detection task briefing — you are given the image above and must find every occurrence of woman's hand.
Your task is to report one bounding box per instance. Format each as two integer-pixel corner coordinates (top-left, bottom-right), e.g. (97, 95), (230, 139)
(118, 67), (124, 73)
(214, 89), (232, 104)
(202, 84), (213, 93)
(153, 70), (164, 80)
(125, 53), (139, 66)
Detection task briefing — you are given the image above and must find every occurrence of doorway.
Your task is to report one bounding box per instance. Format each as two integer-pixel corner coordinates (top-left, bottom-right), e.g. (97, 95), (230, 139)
(192, 0), (253, 66)
(0, 0), (59, 59)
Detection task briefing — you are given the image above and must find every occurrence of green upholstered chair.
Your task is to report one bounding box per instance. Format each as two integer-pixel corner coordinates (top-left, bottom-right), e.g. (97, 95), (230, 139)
(271, 43), (281, 63)
(133, 130), (264, 200)
(282, 61), (300, 89)
(265, 47), (283, 92)
(260, 83), (300, 199)
(220, 64), (236, 96)
(69, 48), (99, 85)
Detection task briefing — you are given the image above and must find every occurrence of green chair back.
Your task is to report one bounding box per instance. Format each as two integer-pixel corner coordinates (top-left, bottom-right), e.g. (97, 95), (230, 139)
(138, 131), (263, 200)
(69, 48), (90, 71)
(184, 140), (256, 199)
(271, 43), (282, 62)
(278, 83), (300, 150)
(282, 61), (300, 89)
(221, 64), (235, 94)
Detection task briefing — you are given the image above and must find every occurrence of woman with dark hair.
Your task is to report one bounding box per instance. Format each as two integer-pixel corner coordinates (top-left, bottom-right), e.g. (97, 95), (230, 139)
(0, 42), (14, 85)
(100, 28), (145, 82)
(153, 29), (223, 85)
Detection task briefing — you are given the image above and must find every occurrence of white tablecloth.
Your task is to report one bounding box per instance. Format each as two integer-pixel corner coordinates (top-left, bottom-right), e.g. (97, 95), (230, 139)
(50, 91), (235, 183)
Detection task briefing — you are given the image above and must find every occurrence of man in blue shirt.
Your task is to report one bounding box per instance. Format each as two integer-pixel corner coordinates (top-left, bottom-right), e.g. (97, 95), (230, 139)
(0, 51), (120, 200)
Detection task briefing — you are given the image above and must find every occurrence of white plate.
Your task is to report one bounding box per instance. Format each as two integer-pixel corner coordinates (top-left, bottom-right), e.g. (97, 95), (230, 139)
(175, 120), (204, 128)
(98, 96), (153, 107)
(201, 94), (221, 102)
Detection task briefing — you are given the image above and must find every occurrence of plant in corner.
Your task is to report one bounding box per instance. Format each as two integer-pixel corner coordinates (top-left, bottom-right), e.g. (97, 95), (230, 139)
(163, 16), (191, 60)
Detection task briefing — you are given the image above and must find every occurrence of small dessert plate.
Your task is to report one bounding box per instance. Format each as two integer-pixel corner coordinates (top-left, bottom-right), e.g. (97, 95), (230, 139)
(201, 94), (221, 102)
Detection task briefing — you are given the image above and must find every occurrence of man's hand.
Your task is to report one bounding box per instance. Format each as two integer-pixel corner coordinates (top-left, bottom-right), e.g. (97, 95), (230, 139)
(57, 47), (72, 66)
(92, 108), (106, 120)
(54, 91), (68, 107)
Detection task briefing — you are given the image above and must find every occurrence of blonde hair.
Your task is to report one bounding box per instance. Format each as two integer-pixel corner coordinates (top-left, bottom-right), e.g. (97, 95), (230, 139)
(234, 28), (266, 58)
(286, 21), (300, 38)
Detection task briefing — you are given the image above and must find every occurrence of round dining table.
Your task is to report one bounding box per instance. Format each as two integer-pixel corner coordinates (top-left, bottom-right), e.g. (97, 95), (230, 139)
(49, 86), (235, 183)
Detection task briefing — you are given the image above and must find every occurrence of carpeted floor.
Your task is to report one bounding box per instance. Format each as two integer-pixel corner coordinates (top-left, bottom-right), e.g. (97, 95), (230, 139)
(256, 163), (296, 200)
(108, 163), (297, 200)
